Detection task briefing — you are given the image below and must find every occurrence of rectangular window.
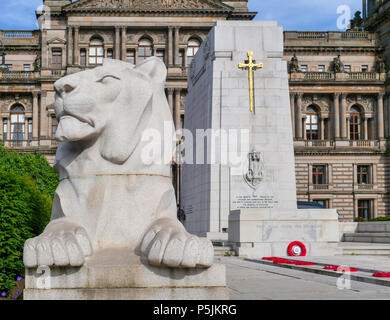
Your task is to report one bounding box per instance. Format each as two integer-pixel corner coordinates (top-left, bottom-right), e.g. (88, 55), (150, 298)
(357, 165), (371, 185)
(52, 117), (58, 138)
(300, 65), (307, 72)
(313, 165), (327, 185)
(52, 50), (62, 70)
(107, 49), (113, 59)
(179, 50), (185, 67)
(156, 50), (165, 64)
(2, 119), (7, 141)
(344, 65), (351, 72)
(80, 49), (87, 67)
(6, 65), (12, 72)
(24, 64), (30, 72)
(126, 50), (135, 64)
(361, 65), (368, 72)
(358, 200), (372, 220)
(28, 119), (32, 141)
(313, 199), (330, 208)
(318, 65), (325, 72)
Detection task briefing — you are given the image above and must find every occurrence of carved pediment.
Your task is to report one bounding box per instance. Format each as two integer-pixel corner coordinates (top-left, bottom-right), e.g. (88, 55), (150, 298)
(64, 0), (233, 11)
(47, 37), (67, 45)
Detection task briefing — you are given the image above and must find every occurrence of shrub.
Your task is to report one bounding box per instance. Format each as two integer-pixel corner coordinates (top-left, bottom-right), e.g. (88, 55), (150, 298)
(368, 216), (390, 222)
(0, 171), (52, 297)
(0, 144), (58, 198)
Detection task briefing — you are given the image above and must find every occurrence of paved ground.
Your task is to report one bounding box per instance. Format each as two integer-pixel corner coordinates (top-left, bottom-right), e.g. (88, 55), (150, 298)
(216, 256), (390, 300)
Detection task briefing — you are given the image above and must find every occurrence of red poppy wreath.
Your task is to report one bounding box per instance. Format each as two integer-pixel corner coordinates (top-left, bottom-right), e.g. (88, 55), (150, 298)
(287, 241), (307, 257)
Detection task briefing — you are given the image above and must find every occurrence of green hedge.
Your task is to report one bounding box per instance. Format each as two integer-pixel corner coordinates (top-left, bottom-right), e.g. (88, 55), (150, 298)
(0, 171), (52, 297)
(0, 143), (58, 298)
(0, 144), (58, 198)
(368, 216), (390, 222)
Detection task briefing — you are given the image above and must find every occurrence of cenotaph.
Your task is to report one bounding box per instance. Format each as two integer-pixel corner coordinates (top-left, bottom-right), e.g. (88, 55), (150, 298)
(182, 21), (339, 257)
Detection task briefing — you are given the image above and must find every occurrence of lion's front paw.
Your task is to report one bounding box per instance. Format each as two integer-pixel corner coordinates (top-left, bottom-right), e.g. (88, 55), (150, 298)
(23, 223), (92, 268)
(140, 218), (214, 268)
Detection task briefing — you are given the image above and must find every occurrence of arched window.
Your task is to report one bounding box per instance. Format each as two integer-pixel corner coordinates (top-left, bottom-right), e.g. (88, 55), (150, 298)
(10, 105), (25, 146)
(305, 106), (319, 140)
(138, 38), (153, 63)
(350, 106), (362, 140)
(187, 38), (201, 66)
(89, 38), (104, 66)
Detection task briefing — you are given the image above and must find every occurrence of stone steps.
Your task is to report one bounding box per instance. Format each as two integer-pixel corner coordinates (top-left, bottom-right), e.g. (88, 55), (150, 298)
(344, 232), (390, 244)
(338, 242), (390, 256)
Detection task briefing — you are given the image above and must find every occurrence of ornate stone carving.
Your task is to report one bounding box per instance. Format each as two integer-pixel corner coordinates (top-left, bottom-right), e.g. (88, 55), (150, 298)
(66, 0), (229, 11)
(332, 54), (344, 73)
(375, 55), (386, 73)
(289, 53), (300, 72)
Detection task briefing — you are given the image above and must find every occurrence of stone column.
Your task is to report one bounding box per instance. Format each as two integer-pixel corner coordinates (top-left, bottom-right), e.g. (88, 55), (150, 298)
(174, 27), (180, 66)
(174, 88), (181, 129)
(320, 117), (325, 140)
(167, 88), (174, 116)
(290, 93), (295, 138)
(363, 117), (368, 140)
(41, 30), (49, 69)
(67, 26), (73, 65)
(74, 26), (80, 66)
(333, 93), (340, 139)
(32, 92), (39, 140)
(340, 93), (347, 139)
(296, 93), (303, 139)
(168, 27), (173, 66)
(363, 0), (367, 19)
(377, 93), (385, 140)
(115, 27), (120, 60)
(387, 95), (390, 138)
(121, 27), (127, 61)
(40, 91), (47, 138)
(7, 115), (11, 143)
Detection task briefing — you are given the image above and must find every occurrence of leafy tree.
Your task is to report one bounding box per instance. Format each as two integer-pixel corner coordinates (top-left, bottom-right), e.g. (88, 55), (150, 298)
(350, 11), (363, 30)
(0, 171), (52, 297)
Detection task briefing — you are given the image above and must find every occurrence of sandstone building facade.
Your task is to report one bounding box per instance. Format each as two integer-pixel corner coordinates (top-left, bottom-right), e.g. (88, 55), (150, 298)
(0, 0), (389, 226)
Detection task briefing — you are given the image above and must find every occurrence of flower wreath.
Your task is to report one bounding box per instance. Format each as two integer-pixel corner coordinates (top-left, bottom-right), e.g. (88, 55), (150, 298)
(287, 241), (307, 257)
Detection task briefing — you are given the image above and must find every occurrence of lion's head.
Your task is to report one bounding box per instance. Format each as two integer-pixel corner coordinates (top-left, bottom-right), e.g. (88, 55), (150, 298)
(53, 57), (169, 165)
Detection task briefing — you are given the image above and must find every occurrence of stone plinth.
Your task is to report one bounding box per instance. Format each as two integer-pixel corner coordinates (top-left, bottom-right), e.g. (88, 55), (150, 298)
(24, 249), (228, 300)
(229, 209), (340, 258)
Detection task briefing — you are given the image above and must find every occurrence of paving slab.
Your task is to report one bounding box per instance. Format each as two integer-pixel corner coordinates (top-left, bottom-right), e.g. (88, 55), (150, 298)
(216, 257), (390, 300)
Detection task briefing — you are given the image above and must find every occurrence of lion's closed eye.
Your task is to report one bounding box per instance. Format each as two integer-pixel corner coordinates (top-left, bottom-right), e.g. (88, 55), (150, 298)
(96, 75), (120, 84)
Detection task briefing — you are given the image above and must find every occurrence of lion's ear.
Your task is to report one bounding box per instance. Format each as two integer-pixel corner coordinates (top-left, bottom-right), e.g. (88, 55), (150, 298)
(135, 57), (167, 84)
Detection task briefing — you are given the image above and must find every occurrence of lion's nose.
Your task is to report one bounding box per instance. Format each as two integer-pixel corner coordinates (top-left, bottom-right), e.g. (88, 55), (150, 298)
(54, 77), (78, 96)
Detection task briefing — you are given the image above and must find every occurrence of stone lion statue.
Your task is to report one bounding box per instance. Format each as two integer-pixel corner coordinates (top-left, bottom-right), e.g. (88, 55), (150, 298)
(23, 58), (214, 269)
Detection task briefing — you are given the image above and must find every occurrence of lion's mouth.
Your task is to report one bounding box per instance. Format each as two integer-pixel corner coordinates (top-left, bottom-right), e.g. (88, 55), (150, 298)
(59, 113), (94, 127)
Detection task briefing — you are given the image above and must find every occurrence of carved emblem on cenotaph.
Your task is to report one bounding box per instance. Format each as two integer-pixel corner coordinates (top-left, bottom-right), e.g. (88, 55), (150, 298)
(244, 151), (265, 189)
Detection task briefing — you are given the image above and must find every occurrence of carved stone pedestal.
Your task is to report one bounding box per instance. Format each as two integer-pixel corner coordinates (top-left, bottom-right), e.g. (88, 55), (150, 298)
(24, 249), (228, 300)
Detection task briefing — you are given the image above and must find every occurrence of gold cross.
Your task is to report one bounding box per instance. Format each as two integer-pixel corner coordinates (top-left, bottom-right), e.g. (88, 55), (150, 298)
(238, 51), (263, 114)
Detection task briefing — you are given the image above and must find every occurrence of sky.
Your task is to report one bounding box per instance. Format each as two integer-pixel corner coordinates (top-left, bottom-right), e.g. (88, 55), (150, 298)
(0, 0), (362, 31)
